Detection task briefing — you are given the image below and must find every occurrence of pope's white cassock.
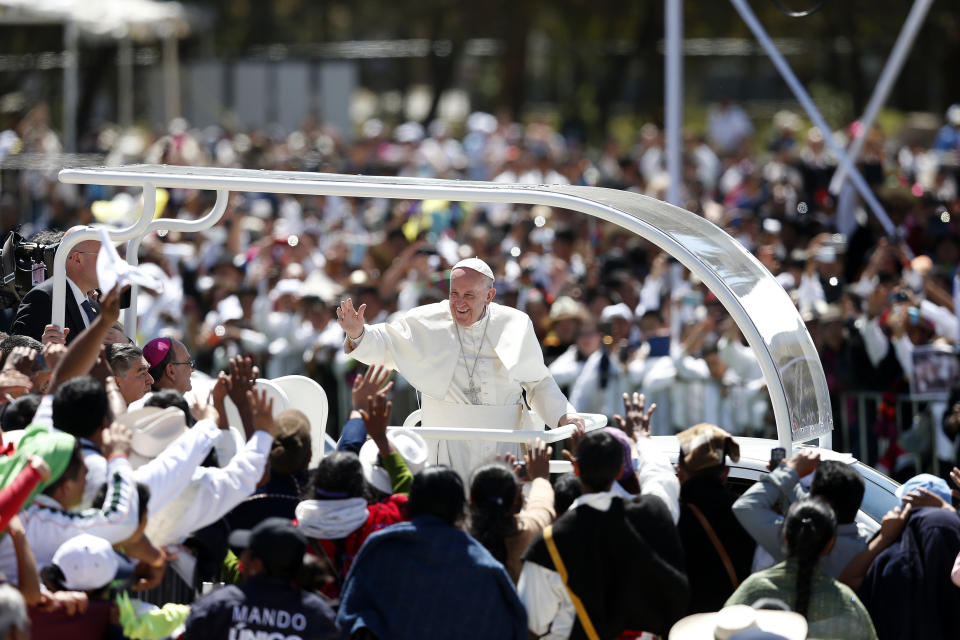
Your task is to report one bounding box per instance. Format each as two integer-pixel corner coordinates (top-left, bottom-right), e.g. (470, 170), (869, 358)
(345, 301), (573, 478)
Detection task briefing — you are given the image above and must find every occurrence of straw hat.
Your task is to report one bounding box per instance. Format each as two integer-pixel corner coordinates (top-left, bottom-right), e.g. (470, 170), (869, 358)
(358, 428), (429, 494)
(117, 407), (187, 469)
(669, 605), (807, 640)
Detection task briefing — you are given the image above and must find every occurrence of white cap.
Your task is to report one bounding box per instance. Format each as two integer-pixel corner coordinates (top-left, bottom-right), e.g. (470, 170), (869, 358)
(467, 111), (498, 134)
(395, 121), (425, 144)
(452, 257), (494, 281)
(52, 534), (135, 591)
(359, 428), (429, 494)
(601, 303), (634, 323)
(216, 295), (244, 323)
(948, 104), (960, 127)
(270, 278), (303, 301)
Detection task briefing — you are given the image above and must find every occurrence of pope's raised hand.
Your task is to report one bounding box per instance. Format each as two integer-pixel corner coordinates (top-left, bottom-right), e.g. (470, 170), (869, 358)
(337, 297), (367, 340)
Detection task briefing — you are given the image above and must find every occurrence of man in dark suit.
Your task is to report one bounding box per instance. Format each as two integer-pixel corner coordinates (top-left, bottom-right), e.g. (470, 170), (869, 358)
(10, 228), (100, 344)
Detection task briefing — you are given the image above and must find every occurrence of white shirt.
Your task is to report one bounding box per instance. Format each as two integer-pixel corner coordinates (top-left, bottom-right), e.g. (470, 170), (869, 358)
(133, 419), (223, 513)
(518, 492), (619, 640)
(518, 439), (680, 639)
(857, 316), (891, 368)
(32, 397), (220, 515)
(0, 457), (140, 581)
(66, 276), (92, 328)
(568, 349), (627, 417)
(548, 345), (586, 391)
(633, 436), (681, 524)
(144, 430), (273, 547)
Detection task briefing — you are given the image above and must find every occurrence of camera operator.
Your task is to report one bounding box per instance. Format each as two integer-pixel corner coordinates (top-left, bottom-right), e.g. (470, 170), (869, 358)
(10, 227), (100, 345)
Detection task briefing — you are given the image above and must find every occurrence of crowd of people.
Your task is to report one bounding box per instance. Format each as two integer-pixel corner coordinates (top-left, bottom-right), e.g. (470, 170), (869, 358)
(0, 307), (958, 638)
(5, 99), (960, 470)
(0, 95), (958, 638)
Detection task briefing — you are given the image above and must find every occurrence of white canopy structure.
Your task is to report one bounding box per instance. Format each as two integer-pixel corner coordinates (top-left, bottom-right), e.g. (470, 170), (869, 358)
(0, 0), (202, 148)
(0, 0), (191, 41)
(56, 165), (835, 451)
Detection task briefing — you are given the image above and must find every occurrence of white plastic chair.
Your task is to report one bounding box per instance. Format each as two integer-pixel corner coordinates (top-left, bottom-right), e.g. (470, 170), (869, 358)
(272, 375), (329, 466)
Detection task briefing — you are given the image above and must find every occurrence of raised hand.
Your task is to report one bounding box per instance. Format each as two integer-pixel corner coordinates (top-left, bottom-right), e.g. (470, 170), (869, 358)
(102, 419), (133, 459)
(786, 449), (821, 478)
(88, 346), (115, 383)
(2, 346), (36, 376)
(359, 389), (393, 453)
(352, 364), (394, 412)
(337, 297), (367, 340)
(613, 392), (656, 440)
(98, 285), (128, 325)
(902, 488), (954, 512)
(878, 503), (911, 542)
(227, 355), (257, 405)
(246, 387), (275, 436)
(500, 452), (525, 478)
(211, 371), (230, 406)
(524, 438), (553, 481)
(41, 342), (68, 372)
(0, 370), (32, 397)
(561, 425), (586, 464)
(190, 393), (220, 424)
(950, 467), (960, 502)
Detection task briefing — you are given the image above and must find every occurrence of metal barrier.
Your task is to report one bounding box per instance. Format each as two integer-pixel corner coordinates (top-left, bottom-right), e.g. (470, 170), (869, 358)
(838, 391), (948, 475)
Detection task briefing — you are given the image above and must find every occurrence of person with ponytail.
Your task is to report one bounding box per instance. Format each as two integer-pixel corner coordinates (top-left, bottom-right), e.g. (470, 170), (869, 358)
(468, 438), (555, 583)
(726, 498), (877, 640)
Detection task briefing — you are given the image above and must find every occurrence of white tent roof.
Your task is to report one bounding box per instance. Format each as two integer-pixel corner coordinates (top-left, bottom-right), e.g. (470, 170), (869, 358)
(0, 0), (194, 41)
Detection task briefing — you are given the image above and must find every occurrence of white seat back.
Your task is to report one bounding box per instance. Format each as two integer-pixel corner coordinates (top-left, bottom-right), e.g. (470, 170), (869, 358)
(272, 375), (329, 466)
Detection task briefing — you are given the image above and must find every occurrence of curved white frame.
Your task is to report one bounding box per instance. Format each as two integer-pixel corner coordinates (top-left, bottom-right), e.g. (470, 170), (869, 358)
(57, 164), (834, 450)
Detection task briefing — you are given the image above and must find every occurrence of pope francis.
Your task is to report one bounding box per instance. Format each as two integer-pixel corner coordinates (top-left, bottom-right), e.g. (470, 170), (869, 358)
(337, 257), (584, 478)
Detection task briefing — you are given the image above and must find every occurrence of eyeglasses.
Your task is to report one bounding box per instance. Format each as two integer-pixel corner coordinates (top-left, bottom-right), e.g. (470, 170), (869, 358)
(170, 359), (196, 370)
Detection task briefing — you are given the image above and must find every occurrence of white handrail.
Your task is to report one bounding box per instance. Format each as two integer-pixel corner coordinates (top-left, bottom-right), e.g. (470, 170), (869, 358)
(52, 184), (156, 328)
(121, 189), (230, 334)
(58, 165), (834, 450)
(387, 415), (606, 444)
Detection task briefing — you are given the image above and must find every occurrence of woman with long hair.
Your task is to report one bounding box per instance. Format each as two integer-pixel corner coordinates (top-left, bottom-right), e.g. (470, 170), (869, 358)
(467, 438), (555, 583)
(726, 498), (877, 639)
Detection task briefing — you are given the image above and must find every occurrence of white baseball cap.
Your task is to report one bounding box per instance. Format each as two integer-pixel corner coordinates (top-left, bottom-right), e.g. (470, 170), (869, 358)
(52, 534), (136, 591)
(452, 257), (494, 281)
(359, 428), (429, 494)
(600, 302), (633, 323)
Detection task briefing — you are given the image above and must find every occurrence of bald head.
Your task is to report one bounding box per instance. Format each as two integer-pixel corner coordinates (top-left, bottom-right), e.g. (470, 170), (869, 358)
(63, 226), (100, 292)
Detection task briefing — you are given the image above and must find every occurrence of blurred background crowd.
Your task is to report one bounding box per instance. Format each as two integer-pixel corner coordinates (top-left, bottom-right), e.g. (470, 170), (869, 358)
(2, 94), (959, 483)
(1, 2), (960, 637)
